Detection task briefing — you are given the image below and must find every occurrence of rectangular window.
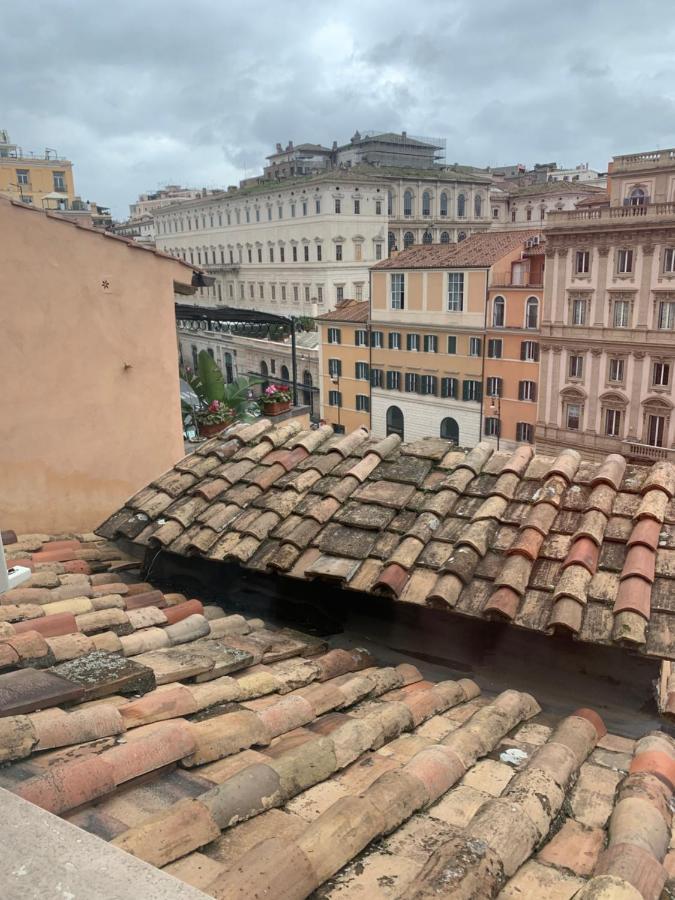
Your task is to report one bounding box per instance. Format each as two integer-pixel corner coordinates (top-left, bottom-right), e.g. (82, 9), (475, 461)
(608, 358), (624, 382)
(648, 415), (666, 447)
(375, 243), (383, 260)
(447, 273), (464, 311)
(327, 328), (341, 345)
(317, 286), (323, 303)
(469, 337), (482, 357)
(441, 377), (458, 399)
(572, 297), (587, 325)
(423, 334), (438, 353)
(447, 335), (457, 354)
(304, 245), (309, 262)
(653, 362), (670, 387)
(291, 203), (296, 218)
(336, 244), (343, 261)
(292, 246), (298, 262)
(328, 358), (342, 377)
(613, 300), (630, 328)
(486, 377), (502, 397)
(404, 373), (419, 393)
(354, 199), (360, 214)
(371, 331), (384, 349)
(355, 329), (368, 347)
(292, 285), (298, 302)
(463, 380), (482, 402)
(281, 285), (287, 301)
(271, 284), (276, 300)
(569, 355), (583, 378)
(518, 381), (537, 401)
(406, 333), (420, 351)
(516, 422), (534, 443)
(239, 283), (244, 299)
(334, 199), (341, 214)
(328, 391), (342, 407)
(355, 362), (369, 380)
(278, 205), (283, 219)
(566, 403), (582, 430)
(256, 209), (260, 222)
(228, 283), (234, 298)
(336, 286), (344, 302)
(247, 248), (252, 264)
(520, 340), (539, 362)
(390, 273), (405, 309)
(304, 286), (310, 302)
(315, 199), (321, 214)
(664, 248), (675, 273)
(316, 244), (322, 261)
(249, 283), (254, 299)
(617, 248), (634, 274)
(245, 209), (250, 223)
(370, 368), (383, 388)
(267, 207), (272, 221)
(484, 417), (500, 437)
(257, 248), (262, 263)
(354, 243), (362, 262)
(259, 284), (264, 300)
(269, 248), (274, 263)
(53, 171), (66, 191)
(16, 169), (29, 185)
(658, 301), (675, 329)
(575, 250), (590, 274)
(487, 339), (502, 359)
(420, 375), (437, 395)
(389, 332), (401, 350)
(386, 370), (401, 390)
(356, 394), (370, 412)
(375, 200), (382, 215)
(605, 408), (622, 437)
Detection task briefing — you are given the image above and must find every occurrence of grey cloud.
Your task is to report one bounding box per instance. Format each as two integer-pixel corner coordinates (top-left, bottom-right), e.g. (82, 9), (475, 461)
(2, 0), (675, 217)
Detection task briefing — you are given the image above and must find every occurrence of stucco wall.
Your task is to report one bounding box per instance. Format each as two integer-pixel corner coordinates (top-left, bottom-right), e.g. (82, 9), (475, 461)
(0, 201), (187, 533)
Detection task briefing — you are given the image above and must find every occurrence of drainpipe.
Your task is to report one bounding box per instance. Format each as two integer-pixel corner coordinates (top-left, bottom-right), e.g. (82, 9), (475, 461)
(479, 267), (489, 442)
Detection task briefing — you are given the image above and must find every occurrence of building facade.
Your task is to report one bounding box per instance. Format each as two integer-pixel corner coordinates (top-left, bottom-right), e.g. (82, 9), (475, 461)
(489, 181), (607, 230)
(316, 300), (371, 433)
(0, 129), (75, 208)
(536, 147), (675, 461)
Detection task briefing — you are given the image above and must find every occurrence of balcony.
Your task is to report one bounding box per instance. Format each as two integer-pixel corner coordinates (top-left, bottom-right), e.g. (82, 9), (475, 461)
(546, 201), (675, 227)
(622, 440), (675, 463)
(490, 280), (543, 289)
(205, 262), (240, 273)
(612, 149), (675, 173)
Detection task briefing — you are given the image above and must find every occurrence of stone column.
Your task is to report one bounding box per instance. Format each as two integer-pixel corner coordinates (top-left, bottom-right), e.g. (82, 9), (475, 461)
(542, 248), (556, 326)
(628, 351), (645, 439)
(537, 347), (551, 428)
(554, 250), (568, 325)
(593, 245), (610, 326)
(636, 243), (655, 329)
(548, 346), (562, 426)
(586, 349), (603, 434)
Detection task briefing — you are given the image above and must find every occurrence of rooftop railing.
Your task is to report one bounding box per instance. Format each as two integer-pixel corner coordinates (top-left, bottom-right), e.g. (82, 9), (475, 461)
(547, 201), (675, 224)
(612, 149), (675, 171)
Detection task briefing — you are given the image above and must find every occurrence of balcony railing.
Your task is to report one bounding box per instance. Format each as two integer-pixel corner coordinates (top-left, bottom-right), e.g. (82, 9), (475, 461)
(547, 201), (675, 224)
(205, 262), (240, 273)
(490, 280), (543, 289)
(622, 440), (675, 462)
(612, 149), (675, 172)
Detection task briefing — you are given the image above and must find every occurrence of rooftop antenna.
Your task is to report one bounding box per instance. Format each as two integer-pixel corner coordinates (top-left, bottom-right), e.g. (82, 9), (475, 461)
(0, 533), (31, 594)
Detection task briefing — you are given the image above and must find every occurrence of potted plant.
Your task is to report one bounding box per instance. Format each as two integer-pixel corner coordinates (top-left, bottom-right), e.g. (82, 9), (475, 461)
(182, 351), (261, 438)
(261, 383), (292, 416)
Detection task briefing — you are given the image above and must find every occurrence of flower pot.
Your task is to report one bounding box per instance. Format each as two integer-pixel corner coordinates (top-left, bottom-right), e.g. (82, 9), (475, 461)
(262, 400), (291, 416)
(198, 420), (230, 438)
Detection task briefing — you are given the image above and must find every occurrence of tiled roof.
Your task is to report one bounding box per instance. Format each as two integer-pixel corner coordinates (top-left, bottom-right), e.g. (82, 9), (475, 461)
(99, 421), (675, 663)
(2, 537), (675, 898)
(0, 196), (197, 273)
(373, 229), (541, 269)
(576, 192), (611, 207)
(314, 300), (369, 324)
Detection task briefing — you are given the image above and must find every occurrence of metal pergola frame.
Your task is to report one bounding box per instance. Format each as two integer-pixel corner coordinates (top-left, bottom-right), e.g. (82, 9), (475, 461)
(175, 304), (300, 406)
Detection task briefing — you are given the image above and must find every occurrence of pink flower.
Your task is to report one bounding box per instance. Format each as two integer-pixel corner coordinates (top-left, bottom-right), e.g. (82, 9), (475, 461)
(264, 385), (277, 395)
(208, 400), (220, 412)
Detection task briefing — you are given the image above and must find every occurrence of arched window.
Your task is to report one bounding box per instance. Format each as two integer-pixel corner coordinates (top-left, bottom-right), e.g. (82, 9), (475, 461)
(260, 360), (269, 389)
(440, 192), (448, 217)
(629, 187), (647, 206)
(191, 345), (198, 371)
(422, 191), (431, 216)
(526, 297), (539, 329)
(388, 231), (396, 252)
(302, 370), (313, 409)
(386, 405), (404, 439)
(224, 352), (234, 383)
(493, 296), (505, 328)
(440, 417), (459, 444)
(474, 195), (482, 217)
(404, 231), (414, 249)
(422, 230), (432, 244)
(281, 364), (290, 383)
(403, 190), (413, 217)
(457, 194), (466, 217)
(440, 231), (450, 244)
(457, 231), (467, 242)
(387, 191), (394, 216)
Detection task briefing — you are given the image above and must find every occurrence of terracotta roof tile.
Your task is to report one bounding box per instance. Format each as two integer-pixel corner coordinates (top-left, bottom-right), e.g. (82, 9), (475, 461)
(373, 229), (540, 270)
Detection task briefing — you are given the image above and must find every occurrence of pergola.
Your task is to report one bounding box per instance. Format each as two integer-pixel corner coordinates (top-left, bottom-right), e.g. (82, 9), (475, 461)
(174, 304), (301, 405)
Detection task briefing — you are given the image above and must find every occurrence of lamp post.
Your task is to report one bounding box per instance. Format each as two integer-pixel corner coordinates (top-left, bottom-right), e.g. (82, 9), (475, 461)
(490, 395), (501, 451)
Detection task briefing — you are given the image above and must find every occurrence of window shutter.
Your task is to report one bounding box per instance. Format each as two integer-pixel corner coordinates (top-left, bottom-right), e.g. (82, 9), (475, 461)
(462, 380), (469, 401)
(420, 377), (428, 395)
(386, 371), (392, 390)
(531, 383), (537, 402)
(533, 342), (540, 362)
(451, 378), (458, 399)
(520, 342), (526, 361)
(430, 376), (438, 395)
(337, 329), (341, 345)
(448, 336), (456, 354)
(518, 381), (524, 401)
(476, 382), (482, 403)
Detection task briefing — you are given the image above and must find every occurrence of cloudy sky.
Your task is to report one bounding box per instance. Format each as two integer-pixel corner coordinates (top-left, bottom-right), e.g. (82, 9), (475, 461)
(4, 0), (675, 218)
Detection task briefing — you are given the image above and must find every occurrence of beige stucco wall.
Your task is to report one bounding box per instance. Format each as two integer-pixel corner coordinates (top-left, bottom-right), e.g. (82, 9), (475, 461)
(0, 201), (188, 533)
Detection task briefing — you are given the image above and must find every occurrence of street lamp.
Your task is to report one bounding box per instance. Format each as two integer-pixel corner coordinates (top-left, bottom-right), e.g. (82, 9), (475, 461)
(331, 374), (341, 432)
(490, 394), (501, 451)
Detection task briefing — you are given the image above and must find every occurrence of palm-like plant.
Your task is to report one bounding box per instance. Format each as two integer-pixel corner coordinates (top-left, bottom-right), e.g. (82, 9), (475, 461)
(182, 351), (262, 427)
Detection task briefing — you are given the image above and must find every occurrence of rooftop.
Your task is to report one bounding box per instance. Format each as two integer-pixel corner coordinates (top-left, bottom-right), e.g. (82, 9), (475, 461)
(314, 299), (369, 324)
(373, 229), (541, 269)
(505, 181), (607, 197)
(1, 532), (675, 899)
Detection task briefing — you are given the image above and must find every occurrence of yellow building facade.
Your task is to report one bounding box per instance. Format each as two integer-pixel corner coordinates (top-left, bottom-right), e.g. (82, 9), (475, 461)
(0, 130), (75, 208)
(316, 300), (371, 433)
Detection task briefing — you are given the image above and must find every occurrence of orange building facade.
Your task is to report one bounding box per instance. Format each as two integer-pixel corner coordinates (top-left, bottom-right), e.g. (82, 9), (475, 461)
(316, 300), (371, 433)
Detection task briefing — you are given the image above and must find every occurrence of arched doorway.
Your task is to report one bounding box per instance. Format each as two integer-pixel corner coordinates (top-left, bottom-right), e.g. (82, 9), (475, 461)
(386, 405), (404, 439)
(440, 417), (459, 444)
(224, 351), (234, 383)
(281, 364), (290, 384)
(302, 370), (313, 409)
(260, 360), (269, 390)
